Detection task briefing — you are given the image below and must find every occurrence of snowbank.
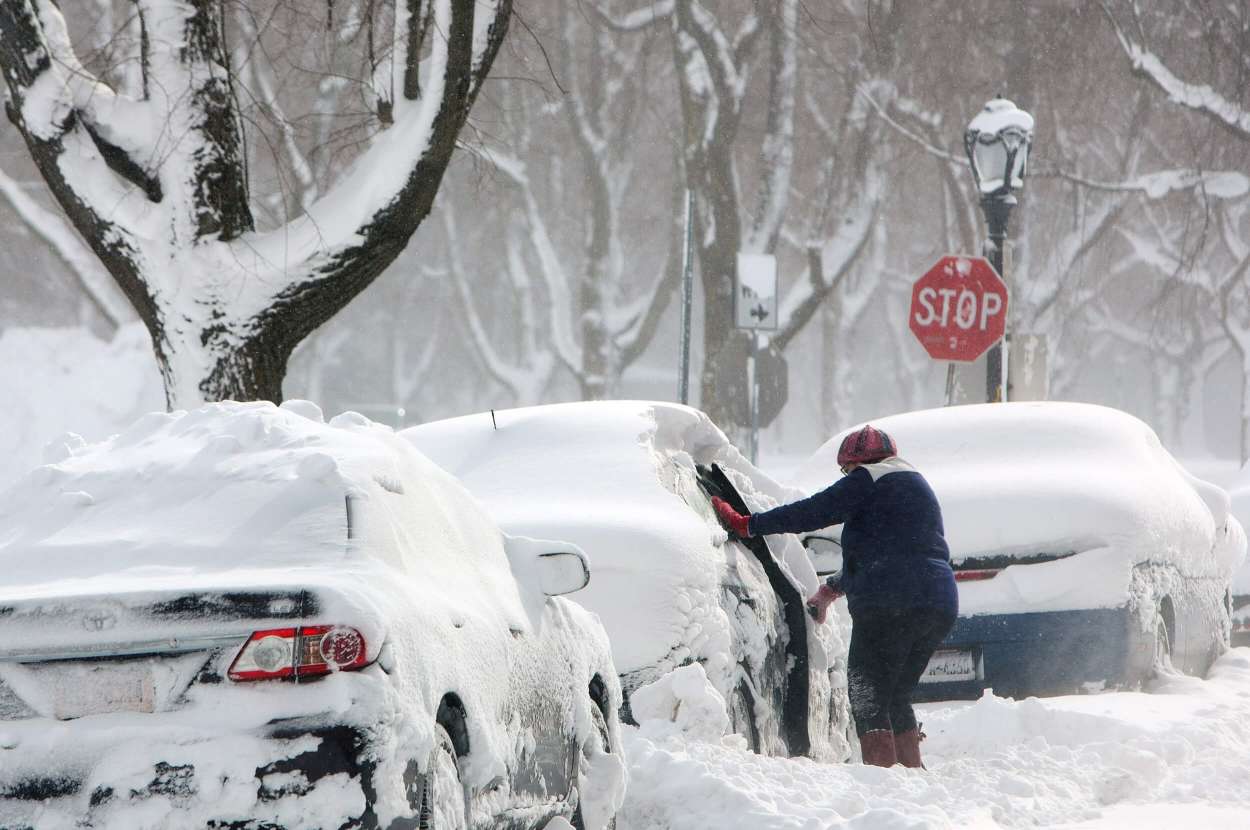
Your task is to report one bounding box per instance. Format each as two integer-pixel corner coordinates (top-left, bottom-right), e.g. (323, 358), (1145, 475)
(0, 324), (162, 490)
(630, 663), (733, 746)
(616, 648), (1250, 830)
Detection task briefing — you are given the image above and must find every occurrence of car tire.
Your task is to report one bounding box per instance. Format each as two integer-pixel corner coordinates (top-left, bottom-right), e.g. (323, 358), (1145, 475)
(572, 702), (615, 830)
(729, 681), (761, 753)
(419, 724), (468, 830)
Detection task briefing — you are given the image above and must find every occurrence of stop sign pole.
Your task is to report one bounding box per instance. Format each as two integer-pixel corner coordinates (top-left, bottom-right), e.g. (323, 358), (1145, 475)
(908, 255), (1009, 403)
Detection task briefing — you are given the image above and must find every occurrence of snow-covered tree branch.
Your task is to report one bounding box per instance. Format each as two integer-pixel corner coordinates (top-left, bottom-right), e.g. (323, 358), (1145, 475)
(0, 0), (512, 407)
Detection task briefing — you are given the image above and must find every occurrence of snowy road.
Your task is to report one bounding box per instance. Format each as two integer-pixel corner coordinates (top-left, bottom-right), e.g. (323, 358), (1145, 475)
(616, 649), (1250, 829)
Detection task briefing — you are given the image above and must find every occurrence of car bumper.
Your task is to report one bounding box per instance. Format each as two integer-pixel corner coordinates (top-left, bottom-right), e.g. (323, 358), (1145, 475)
(0, 719), (386, 830)
(912, 606), (1150, 701)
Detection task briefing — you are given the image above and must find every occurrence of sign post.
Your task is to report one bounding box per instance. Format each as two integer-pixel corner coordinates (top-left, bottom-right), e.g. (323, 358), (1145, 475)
(678, 190), (694, 405)
(736, 254), (779, 464)
(909, 256), (1009, 396)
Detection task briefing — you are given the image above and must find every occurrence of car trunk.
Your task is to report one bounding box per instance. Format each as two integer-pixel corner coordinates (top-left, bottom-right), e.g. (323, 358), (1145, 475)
(0, 585), (322, 720)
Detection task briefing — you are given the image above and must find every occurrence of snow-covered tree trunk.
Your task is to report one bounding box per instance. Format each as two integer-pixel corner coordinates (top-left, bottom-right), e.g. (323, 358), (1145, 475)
(1219, 268), (1250, 463)
(0, 0), (511, 408)
(669, 2), (760, 424)
(451, 5), (679, 405)
(562, 6), (672, 400)
(659, 1), (810, 426)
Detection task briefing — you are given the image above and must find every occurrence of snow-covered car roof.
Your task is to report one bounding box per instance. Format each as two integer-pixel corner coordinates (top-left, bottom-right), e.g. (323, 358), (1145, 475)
(401, 400), (819, 674)
(0, 401), (537, 642)
(794, 402), (1244, 578)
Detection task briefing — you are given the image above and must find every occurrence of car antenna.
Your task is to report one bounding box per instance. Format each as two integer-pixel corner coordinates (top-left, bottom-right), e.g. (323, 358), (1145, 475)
(491, 409), (497, 430)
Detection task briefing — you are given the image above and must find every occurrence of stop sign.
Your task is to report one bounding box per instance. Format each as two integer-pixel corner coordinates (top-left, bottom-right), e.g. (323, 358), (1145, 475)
(909, 255), (1008, 362)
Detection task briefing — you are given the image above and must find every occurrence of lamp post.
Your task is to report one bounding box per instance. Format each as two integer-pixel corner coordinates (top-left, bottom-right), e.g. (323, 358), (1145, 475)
(964, 96), (1033, 403)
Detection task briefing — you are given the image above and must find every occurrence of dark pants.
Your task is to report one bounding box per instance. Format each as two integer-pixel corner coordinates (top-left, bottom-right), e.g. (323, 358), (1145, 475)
(847, 606), (956, 736)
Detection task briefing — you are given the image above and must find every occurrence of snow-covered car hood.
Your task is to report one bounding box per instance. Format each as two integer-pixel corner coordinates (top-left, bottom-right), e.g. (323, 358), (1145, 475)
(794, 402), (1243, 580)
(401, 401), (823, 676)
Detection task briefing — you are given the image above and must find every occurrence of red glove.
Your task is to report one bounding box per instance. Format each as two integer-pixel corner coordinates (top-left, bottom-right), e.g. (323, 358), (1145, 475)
(711, 497), (751, 538)
(805, 583), (843, 625)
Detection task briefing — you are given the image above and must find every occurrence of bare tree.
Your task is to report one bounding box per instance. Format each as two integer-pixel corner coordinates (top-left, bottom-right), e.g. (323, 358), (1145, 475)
(1098, 0), (1250, 454)
(590, 1), (806, 424)
(0, 0), (511, 408)
(440, 6), (681, 404)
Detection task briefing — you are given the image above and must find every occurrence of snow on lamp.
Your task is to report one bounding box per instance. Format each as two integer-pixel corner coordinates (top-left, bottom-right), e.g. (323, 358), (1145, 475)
(964, 96), (1034, 197)
(963, 96), (1033, 405)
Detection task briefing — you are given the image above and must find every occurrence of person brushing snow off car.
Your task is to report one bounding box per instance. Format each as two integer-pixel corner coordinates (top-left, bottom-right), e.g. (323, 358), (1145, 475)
(712, 425), (957, 769)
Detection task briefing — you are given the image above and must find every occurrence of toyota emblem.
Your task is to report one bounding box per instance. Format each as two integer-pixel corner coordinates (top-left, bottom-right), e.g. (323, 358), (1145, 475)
(81, 609), (118, 632)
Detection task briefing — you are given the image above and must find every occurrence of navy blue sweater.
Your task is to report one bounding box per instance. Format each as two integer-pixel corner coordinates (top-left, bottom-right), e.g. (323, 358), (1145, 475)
(749, 458), (958, 617)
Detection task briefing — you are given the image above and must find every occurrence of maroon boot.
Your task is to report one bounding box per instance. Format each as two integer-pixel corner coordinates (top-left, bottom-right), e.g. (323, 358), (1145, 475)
(893, 727), (926, 769)
(859, 729), (898, 767)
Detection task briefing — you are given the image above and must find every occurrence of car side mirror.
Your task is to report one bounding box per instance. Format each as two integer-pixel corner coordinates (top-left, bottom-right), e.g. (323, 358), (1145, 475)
(803, 534), (843, 577)
(504, 536), (591, 596)
(536, 551), (591, 596)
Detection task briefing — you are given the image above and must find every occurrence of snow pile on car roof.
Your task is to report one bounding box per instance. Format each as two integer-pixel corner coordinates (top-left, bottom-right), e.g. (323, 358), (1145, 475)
(794, 402), (1244, 579)
(0, 400), (518, 600)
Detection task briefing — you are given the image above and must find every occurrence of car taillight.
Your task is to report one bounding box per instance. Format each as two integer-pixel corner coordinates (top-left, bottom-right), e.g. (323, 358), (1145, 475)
(228, 625), (367, 681)
(954, 569), (1001, 582)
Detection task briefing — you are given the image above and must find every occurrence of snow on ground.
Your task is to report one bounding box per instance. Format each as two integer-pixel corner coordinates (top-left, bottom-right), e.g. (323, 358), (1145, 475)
(617, 648), (1250, 830)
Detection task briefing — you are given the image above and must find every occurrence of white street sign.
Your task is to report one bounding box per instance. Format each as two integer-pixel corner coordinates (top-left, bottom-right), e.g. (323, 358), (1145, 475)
(736, 253), (778, 330)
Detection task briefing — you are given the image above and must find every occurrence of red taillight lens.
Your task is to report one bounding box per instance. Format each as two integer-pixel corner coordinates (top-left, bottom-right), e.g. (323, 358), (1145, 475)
(954, 569), (1001, 582)
(228, 625), (368, 681)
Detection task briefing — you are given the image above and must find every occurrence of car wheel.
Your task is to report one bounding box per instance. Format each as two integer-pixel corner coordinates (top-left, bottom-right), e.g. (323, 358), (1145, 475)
(729, 681), (761, 753)
(572, 703), (615, 830)
(419, 724), (467, 830)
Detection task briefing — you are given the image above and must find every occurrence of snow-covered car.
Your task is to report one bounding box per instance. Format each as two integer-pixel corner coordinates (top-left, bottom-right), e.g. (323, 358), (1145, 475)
(1224, 470), (1250, 646)
(402, 401), (852, 762)
(794, 402), (1245, 700)
(0, 401), (625, 830)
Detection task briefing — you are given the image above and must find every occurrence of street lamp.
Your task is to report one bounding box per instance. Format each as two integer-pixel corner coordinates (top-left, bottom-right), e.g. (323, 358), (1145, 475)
(964, 96), (1033, 403)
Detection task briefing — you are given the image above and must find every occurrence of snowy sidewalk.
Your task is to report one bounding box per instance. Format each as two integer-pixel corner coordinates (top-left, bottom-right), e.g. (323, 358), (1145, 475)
(617, 649), (1250, 829)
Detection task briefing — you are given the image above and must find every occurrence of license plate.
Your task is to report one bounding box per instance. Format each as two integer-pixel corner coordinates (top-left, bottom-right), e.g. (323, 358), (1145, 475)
(918, 649), (978, 684)
(26, 661), (158, 719)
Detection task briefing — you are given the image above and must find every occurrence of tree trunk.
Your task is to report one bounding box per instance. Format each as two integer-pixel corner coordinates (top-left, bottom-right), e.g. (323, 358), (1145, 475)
(0, 0), (513, 410)
(1240, 343), (1250, 464)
